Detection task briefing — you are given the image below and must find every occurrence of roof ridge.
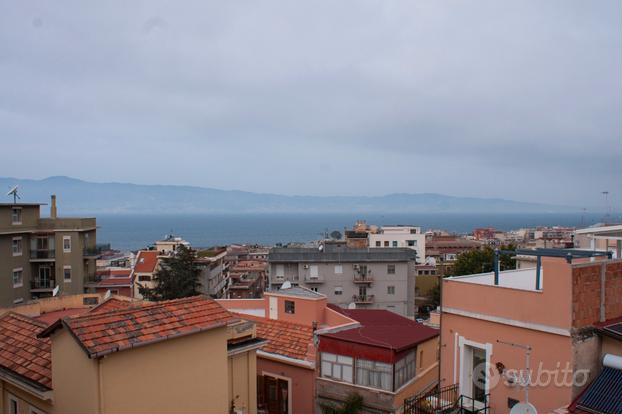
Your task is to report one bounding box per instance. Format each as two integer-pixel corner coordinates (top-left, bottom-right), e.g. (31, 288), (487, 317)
(239, 314), (315, 330)
(72, 296), (210, 321)
(1, 311), (49, 329)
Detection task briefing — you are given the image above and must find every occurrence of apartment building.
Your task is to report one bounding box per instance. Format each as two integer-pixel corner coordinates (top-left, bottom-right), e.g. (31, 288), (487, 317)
(196, 248), (229, 298)
(435, 249), (621, 413)
(131, 250), (160, 299)
(268, 244), (417, 316)
(0, 196), (97, 308)
(0, 294), (263, 414)
(368, 225), (426, 263)
(316, 307), (440, 414)
(425, 235), (483, 276)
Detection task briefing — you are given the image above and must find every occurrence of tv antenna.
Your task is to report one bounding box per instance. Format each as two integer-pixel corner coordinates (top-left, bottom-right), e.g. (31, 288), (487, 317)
(498, 340), (533, 406)
(6, 186), (20, 203)
(602, 191), (611, 224)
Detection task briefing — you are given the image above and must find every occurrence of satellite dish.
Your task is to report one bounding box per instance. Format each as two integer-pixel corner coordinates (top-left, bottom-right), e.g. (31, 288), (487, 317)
(104, 290), (112, 300)
(281, 281), (292, 290)
(318, 244), (324, 252)
(6, 185), (20, 203)
(510, 403), (537, 414)
(347, 302), (356, 310)
(52, 285), (60, 297)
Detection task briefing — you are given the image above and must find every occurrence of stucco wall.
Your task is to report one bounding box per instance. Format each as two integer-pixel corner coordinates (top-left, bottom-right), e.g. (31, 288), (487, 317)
(258, 356), (316, 414)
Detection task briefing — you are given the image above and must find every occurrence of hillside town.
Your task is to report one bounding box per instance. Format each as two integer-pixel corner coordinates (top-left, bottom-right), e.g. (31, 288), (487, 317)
(1, 196), (621, 414)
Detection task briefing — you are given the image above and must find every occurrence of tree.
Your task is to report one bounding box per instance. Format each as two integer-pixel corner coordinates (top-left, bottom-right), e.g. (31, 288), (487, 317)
(320, 393), (363, 414)
(451, 244), (516, 277)
(139, 245), (202, 301)
(330, 230), (343, 240)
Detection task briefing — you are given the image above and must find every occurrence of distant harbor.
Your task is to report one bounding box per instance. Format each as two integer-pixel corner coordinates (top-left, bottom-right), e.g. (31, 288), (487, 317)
(96, 212), (609, 251)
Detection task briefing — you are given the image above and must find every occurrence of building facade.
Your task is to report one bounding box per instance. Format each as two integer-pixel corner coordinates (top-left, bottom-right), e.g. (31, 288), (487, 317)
(368, 225), (426, 263)
(0, 197), (97, 308)
(268, 245), (417, 316)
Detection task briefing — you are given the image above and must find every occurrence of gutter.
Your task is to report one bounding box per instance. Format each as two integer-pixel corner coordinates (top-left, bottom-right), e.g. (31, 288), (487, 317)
(0, 368), (53, 402)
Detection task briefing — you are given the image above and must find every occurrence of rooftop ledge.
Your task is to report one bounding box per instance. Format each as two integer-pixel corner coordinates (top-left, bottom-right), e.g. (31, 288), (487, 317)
(446, 268), (542, 292)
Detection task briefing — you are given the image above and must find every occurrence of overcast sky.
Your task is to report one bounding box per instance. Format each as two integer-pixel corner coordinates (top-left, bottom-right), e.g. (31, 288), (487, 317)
(1, 1), (620, 207)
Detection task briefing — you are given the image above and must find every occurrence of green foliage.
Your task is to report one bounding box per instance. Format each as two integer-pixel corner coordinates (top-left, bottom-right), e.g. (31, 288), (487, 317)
(320, 393), (364, 414)
(451, 244), (516, 277)
(139, 245), (202, 301)
(330, 230), (343, 240)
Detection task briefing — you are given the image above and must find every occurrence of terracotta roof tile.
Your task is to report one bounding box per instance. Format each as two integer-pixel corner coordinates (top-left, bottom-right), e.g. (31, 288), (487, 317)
(239, 314), (314, 362)
(49, 296), (237, 358)
(88, 298), (139, 314)
(134, 251), (159, 273)
(0, 312), (51, 390)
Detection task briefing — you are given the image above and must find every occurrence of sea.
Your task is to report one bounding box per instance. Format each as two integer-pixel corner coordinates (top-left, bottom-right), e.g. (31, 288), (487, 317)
(95, 212), (611, 251)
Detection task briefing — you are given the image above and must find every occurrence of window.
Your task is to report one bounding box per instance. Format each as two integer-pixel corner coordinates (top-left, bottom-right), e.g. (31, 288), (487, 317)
(321, 353), (353, 383)
(12, 237), (22, 256)
(310, 287), (318, 292)
(394, 350), (417, 390)
(8, 395), (19, 414)
(30, 406), (47, 414)
(13, 298), (24, 304)
(285, 300), (295, 314)
(275, 264), (284, 278)
(387, 286), (395, 295)
(63, 266), (71, 282)
(375, 241), (381, 247)
(387, 264), (396, 275)
(407, 240), (417, 247)
(334, 286), (343, 295)
(334, 265), (343, 274)
(138, 275), (151, 282)
(356, 359), (392, 391)
(11, 208), (22, 225)
(392, 241), (398, 247)
(12, 268), (23, 288)
(83, 297), (99, 305)
(63, 235), (71, 253)
(310, 265), (318, 278)
(384, 241), (389, 247)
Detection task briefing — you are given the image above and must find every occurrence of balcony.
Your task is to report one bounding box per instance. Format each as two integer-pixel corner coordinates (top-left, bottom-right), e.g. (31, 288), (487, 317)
(30, 249), (56, 261)
(353, 274), (373, 284)
(305, 276), (324, 284)
(31, 278), (56, 291)
(352, 294), (374, 304)
(83, 247), (101, 258)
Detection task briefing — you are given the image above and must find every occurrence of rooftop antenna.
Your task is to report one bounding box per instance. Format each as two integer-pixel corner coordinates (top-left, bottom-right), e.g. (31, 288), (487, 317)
(6, 185), (20, 203)
(602, 191), (611, 224)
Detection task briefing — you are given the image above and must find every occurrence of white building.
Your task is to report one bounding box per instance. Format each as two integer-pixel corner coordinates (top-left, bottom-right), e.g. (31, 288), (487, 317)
(368, 225), (425, 263)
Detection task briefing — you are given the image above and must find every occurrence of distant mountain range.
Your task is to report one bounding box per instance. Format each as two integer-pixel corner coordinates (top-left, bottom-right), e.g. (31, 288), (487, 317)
(0, 176), (579, 215)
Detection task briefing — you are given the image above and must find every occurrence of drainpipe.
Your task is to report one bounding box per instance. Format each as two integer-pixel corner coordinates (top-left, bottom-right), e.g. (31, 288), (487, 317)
(493, 249), (499, 285)
(98, 358), (105, 414)
(535, 256), (541, 290)
(600, 262), (606, 323)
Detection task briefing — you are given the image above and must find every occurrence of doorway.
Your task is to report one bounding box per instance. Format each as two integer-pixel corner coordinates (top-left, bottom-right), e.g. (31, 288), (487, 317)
(261, 374), (289, 414)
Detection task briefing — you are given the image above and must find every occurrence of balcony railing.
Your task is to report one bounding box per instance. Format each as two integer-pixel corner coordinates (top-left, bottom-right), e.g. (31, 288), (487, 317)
(30, 249), (56, 260)
(83, 247), (101, 257)
(352, 294), (374, 304)
(353, 275), (373, 283)
(31, 278), (56, 290)
(305, 276), (324, 283)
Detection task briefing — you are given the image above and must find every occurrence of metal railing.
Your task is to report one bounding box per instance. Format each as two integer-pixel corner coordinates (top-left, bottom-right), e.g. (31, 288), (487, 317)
(352, 294), (374, 303)
(31, 278), (55, 290)
(404, 384), (459, 414)
(458, 394), (490, 414)
(353, 274), (373, 283)
(30, 249), (55, 259)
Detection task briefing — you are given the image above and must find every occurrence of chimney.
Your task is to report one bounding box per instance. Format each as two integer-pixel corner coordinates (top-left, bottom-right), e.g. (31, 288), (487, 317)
(312, 321), (318, 332)
(50, 195), (57, 219)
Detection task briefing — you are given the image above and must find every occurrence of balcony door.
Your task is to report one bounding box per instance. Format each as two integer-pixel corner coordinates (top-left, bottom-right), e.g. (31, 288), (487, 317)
(261, 374), (289, 414)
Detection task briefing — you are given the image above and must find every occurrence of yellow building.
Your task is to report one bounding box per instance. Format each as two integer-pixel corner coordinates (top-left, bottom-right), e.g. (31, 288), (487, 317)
(1, 295), (263, 414)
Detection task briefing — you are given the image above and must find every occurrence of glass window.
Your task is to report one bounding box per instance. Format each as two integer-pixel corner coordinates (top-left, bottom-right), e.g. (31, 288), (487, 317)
(392, 241), (398, 247)
(375, 241), (381, 247)
(63, 236), (71, 252)
(356, 359), (392, 391)
(9, 396), (18, 414)
(138, 275), (151, 281)
(12, 237), (22, 256)
(334, 286), (343, 295)
(384, 241), (389, 247)
(321, 353), (353, 383)
(11, 208), (22, 224)
(275, 264), (284, 278)
(394, 350), (417, 390)
(387, 286), (395, 295)
(387, 264), (396, 274)
(310, 265), (319, 278)
(407, 240), (417, 247)
(334, 265), (343, 274)
(63, 266), (71, 282)
(12, 269), (23, 288)
(285, 300), (295, 314)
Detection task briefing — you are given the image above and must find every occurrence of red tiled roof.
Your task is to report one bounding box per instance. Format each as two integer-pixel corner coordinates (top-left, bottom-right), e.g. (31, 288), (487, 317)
(240, 314), (314, 362)
(35, 308), (88, 325)
(41, 296), (238, 358)
(322, 307), (438, 351)
(134, 251), (159, 273)
(0, 312), (52, 390)
(88, 298), (138, 314)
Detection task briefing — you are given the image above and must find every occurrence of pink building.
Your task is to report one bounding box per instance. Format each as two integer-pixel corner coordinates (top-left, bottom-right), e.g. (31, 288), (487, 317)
(436, 249), (621, 413)
(218, 286), (357, 414)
